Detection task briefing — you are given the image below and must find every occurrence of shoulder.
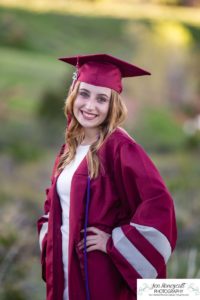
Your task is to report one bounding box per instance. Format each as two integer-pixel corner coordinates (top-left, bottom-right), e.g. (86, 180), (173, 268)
(103, 126), (142, 153)
(113, 126), (136, 142)
(104, 127), (157, 167)
(99, 127), (150, 166)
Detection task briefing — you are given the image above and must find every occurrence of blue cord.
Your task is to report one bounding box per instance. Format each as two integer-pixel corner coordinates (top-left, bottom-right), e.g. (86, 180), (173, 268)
(84, 175), (91, 300)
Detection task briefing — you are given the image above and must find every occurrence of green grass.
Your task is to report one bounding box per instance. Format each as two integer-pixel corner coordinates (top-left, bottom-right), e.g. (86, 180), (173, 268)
(0, 46), (65, 85)
(0, 46), (67, 117)
(0, 6), (132, 55)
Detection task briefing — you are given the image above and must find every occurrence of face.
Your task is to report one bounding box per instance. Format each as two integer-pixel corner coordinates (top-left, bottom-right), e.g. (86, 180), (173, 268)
(73, 82), (111, 130)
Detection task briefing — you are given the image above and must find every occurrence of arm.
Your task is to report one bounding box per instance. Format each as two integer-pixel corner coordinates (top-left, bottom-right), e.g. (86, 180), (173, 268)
(106, 141), (177, 291)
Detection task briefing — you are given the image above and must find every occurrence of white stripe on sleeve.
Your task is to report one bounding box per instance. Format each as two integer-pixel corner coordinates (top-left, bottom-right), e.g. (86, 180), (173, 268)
(112, 227), (158, 278)
(39, 222), (48, 251)
(39, 213), (49, 251)
(130, 222), (171, 263)
(42, 213), (49, 219)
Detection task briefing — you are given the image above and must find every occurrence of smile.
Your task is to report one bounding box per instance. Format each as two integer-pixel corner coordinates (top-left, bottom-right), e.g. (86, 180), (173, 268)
(81, 110), (98, 120)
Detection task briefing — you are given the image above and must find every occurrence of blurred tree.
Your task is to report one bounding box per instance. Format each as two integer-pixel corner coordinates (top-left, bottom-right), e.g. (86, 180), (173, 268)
(2, 286), (26, 300)
(0, 12), (28, 49)
(36, 74), (72, 146)
(37, 74), (72, 122)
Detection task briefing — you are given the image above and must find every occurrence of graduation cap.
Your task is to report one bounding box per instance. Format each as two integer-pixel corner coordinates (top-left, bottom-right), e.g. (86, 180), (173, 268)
(58, 53), (151, 94)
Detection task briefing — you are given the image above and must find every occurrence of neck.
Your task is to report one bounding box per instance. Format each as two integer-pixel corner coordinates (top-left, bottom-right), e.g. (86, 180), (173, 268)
(82, 127), (100, 145)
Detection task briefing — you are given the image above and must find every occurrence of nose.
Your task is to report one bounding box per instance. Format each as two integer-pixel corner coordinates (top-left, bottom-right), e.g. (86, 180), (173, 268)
(85, 97), (95, 111)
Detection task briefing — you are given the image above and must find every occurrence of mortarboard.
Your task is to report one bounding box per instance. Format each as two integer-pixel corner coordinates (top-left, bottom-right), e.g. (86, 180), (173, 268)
(58, 53), (151, 94)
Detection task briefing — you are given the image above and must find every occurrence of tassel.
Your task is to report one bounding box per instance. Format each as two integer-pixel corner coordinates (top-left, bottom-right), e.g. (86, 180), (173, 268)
(71, 55), (80, 91)
(84, 175), (91, 300)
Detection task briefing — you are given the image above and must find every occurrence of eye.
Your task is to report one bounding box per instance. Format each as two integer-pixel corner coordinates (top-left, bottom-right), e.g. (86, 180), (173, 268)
(97, 97), (107, 103)
(79, 91), (89, 98)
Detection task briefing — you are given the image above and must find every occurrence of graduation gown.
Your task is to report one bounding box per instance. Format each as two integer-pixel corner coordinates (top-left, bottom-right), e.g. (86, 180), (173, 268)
(37, 127), (177, 300)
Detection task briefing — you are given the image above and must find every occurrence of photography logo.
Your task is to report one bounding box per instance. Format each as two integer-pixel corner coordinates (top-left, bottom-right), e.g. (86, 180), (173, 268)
(137, 279), (200, 300)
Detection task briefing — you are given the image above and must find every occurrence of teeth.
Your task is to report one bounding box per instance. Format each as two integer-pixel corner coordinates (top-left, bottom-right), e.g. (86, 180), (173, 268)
(83, 111), (96, 116)
(82, 111), (97, 118)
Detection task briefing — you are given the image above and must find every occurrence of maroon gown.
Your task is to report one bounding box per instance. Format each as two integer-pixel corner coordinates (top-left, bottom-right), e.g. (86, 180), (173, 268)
(37, 127), (177, 300)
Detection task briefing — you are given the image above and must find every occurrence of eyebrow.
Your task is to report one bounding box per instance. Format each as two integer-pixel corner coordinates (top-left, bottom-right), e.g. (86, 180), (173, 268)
(79, 88), (110, 99)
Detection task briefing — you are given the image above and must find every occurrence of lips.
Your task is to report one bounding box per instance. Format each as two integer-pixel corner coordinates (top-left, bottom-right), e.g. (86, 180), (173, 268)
(81, 110), (98, 120)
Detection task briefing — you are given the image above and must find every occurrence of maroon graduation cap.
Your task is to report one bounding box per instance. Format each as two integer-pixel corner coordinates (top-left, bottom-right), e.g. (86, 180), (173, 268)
(58, 53), (151, 94)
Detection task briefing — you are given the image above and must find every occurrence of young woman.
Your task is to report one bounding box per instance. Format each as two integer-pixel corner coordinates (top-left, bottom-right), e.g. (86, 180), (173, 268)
(37, 54), (177, 300)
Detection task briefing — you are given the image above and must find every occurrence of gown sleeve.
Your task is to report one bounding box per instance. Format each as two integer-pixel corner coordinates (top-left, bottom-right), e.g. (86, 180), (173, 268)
(37, 143), (65, 281)
(106, 141), (177, 292)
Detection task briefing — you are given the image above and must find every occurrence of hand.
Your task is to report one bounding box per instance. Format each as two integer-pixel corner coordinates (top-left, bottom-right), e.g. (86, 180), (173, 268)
(77, 227), (111, 254)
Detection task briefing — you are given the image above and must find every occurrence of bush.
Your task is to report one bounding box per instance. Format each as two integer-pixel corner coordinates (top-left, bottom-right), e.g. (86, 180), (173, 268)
(131, 107), (186, 153)
(1, 285), (26, 300)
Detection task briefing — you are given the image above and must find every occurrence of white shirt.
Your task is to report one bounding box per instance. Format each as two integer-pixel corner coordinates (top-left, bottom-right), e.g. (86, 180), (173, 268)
(56, 144), (90, 300)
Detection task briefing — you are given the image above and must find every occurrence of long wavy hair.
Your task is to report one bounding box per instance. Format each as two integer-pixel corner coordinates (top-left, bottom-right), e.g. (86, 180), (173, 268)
(57, 80), (127, 178)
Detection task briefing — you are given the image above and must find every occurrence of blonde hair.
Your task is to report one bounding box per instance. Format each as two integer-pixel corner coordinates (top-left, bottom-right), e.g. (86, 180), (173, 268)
(57, 80), (127, 178)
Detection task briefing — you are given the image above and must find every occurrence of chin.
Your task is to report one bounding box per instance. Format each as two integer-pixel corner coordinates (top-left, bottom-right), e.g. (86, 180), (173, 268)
(78, 118), (100, 128)
(81, 122), (100, 129)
